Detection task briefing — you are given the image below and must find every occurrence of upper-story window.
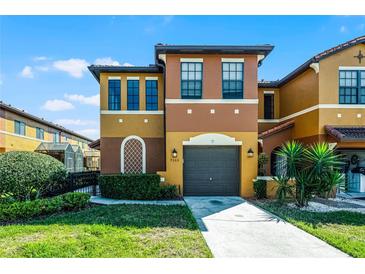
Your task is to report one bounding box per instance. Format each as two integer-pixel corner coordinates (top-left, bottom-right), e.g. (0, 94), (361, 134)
(14, 120), (26, 136)
(222, 62), (244, 99)
(127, 80), (139, 110)
(146, 80), (158, 110)
(53, 132), (60, 143)
(264, 93), (274, 119)
(108, 79), (121, 110)
(36, 127), (44, 140)
(339, 70), (365, 104)
(181, 62), (202, 99)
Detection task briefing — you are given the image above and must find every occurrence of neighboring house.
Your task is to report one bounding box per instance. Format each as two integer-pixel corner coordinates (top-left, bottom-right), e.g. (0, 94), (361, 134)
(0, 101), (100, 171)
(258, 35), (365, 194)
(89, 36), (365, 197)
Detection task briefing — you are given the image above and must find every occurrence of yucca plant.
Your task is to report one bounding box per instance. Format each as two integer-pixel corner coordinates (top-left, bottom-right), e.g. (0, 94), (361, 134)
(294, 169), (317, 207)
(276, 140), (304, 178)
(322, 170), (345, 198)
(304, 143), (343, 178)
(273, 175), (294, 204)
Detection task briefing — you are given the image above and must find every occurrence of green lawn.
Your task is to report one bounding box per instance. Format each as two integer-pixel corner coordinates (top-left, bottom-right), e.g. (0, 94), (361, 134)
(0, 204), (212, 258)
(254, 200), (365, 258)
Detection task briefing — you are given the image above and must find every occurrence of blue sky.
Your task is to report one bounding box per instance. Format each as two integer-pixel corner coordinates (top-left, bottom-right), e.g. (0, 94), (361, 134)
(0, 16), (364, 140)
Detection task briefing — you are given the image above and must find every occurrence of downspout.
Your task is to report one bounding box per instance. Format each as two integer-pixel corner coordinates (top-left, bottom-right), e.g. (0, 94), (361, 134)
(155, 53), (167, 172)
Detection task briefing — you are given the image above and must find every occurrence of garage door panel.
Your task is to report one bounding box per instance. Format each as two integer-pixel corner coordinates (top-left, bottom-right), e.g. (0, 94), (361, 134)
(183, 146), (240, 196)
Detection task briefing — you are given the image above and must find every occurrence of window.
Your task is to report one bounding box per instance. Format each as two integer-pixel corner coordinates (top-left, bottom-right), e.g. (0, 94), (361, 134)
(53, 132), (60, 143)
(222, 62), (244, 99)
(181, 62), (202, 99)
(339, 70), (365, 104)
(127, 80), (139, 110)
(14, 120), (26, 136)
(264, 94), (274, 119)
(36, 127), (44, 140)
(146, 80), (158, 110)
(108, 79), (121, 110)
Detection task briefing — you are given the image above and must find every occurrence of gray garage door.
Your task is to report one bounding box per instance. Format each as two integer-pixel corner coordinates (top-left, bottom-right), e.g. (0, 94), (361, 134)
(183, 146), (240, 196)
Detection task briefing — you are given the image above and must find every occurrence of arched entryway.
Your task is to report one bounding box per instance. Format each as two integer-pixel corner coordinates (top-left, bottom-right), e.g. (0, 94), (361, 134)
(121, 135), (146, 173)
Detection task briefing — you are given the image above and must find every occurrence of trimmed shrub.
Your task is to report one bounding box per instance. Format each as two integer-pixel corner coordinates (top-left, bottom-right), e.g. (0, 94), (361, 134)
(0, 192), (90, 222)
(159, 185), (179, 200)
(99, 174), (179, 200)
(253, 179), (267, 199)
(0, 151), (67, 201)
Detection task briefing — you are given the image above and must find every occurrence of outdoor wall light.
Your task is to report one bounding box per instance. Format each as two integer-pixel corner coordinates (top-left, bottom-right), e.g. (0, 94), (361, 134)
(247, 148), (254, 158)
(172, 148), (178, 158)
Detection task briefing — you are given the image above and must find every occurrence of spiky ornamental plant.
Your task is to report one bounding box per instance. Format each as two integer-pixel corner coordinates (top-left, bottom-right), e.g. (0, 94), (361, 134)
(276, 140), (304, 178)
(304, 143), (344, 196)
(273, 175), (294, 205)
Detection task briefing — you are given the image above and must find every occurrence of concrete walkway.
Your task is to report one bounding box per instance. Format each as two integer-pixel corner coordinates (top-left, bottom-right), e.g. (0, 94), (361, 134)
(90, 196), (185, 206)
(184, 196), (348, 258)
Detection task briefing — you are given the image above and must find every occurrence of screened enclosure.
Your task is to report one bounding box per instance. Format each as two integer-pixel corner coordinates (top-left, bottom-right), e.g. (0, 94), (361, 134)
(72, 145), (84, 172)
(35, 142), (75, 172)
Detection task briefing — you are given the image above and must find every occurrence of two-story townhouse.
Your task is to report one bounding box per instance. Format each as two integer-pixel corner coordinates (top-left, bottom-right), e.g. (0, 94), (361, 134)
(89, 44), (273, 197)
(258, 35), (365, 194)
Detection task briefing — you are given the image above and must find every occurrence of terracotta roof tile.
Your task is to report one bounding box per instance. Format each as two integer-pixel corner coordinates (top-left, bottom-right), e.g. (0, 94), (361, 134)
(258, 120), (295, 139)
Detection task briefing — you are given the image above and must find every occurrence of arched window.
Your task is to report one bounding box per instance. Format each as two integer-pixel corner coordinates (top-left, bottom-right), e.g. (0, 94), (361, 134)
(270, 146), (287, 176)
(121, 135), (146, 174)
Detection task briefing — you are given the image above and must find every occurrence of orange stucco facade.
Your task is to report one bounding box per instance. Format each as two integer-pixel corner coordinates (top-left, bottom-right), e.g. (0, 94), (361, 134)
(91, 36), (365, 196)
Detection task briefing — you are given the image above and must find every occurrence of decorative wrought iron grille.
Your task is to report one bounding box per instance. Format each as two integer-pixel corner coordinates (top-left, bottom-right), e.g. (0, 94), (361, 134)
(123, 138), (143, 173)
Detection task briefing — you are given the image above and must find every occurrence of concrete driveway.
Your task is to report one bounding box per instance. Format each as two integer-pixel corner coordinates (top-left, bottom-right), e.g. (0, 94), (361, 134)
(184, 196), (348, 258)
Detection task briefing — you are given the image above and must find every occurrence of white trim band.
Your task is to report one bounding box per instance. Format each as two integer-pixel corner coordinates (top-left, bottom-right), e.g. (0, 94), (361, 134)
(145, 77), (158, 80)
(180, 58), (203, 62)
(108, 76), (121, 80)
(127, 76), (140, 80)
(339, 66), (365, 70)
(101, 110), (164, 115)
(263, 91), (275, 94)
(165, 99), (258, 104)
(183, 133), (242, 146)
(258, 104), (365, 123)
(221, 58), (244, 62)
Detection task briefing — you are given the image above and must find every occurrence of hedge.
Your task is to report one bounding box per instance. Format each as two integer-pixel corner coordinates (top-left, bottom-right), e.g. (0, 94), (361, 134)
(0, 151), (67, 201)
(99, 174), (178, 200)
(0, 192), (90, 222)
(253, 179), (267, 199)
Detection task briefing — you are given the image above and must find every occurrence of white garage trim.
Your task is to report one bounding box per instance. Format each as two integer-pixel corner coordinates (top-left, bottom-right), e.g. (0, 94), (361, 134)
(120, 135), (146, 173)
(183, 133), (242, 146)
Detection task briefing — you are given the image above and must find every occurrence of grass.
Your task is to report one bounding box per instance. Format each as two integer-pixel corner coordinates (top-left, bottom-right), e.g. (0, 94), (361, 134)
(0, 204), (212, 258)
(254, 200), (365, 258)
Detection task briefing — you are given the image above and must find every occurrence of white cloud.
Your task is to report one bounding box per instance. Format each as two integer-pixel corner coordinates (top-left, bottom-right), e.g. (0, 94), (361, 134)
(77, 128), (99, 139)
(42, 99), (75, 111)
(53, 58), (89, 78)
(54, 119), (97, 126)
(64, 93), (100, 106)
(122, 62), (134, 67)
(94, 57), (120, 66)
(33, 56), (48, 61)
(340, 25), (347, 33)
(20, 66), (34, 78)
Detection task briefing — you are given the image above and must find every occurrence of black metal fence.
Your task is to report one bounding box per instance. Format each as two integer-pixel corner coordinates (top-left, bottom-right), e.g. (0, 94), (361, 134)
(44, 171), (100, 197)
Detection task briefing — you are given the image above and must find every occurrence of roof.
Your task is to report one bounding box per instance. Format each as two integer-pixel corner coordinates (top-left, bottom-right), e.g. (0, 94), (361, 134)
(155, 44), (274, 56)
(88, 65), (162, 82)
(88, 138), (100, 150)
(325, 125), (365, 142)
(259, 35), (365, 88)
(0, 101), (94, 142)
(258, 120), (295, 139)
(35, 142), (73, 152)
